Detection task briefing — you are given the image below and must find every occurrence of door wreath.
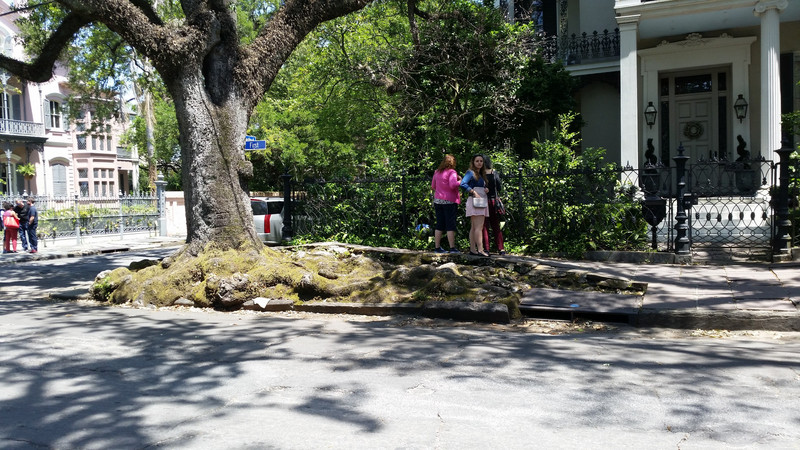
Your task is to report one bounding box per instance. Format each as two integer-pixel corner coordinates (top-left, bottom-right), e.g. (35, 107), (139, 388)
(683, 121), (704, 140)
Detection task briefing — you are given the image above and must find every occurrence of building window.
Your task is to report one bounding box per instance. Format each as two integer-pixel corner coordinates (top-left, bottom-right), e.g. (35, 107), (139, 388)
(675, 74), (712, 95)
(93, 168), (99, 178)
(52, 163), (67, 196)
(92, 136), (97, 150)
(94, 181), (99, 197)
(79, 181), (89, 197)
(78, 168), (88, 179)
(77, 135), (86, 150)
(1, 93), (21, 121)
(49, 101), (61, 129)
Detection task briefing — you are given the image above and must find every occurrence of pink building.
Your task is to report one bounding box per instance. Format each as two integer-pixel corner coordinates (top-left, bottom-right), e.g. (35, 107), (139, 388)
(0, 2), (139, 198)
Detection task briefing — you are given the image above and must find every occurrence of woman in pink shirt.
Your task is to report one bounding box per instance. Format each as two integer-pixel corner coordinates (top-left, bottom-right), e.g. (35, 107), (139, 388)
(431, 154), (462, 253)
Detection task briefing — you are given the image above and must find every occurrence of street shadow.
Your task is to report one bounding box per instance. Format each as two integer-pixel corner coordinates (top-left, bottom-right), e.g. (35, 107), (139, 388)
(320, 318), (800, 444)
(0, 299), (325, 448)
(1, 255), (798, 447)
(0, 249), (177, 301)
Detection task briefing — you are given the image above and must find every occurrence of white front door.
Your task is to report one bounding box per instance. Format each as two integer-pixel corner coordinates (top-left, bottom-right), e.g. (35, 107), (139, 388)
(675, 93), (714, 162)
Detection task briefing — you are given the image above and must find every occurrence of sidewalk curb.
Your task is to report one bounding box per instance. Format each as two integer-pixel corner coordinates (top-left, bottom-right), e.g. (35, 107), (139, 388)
(32, 241), (800, 330)
(0, 247), (132, 266)
(53, 286), (800, 330)
(635, 309), (800, 331)
(52, 294), (513, 324)
(293, 301), (511, 324)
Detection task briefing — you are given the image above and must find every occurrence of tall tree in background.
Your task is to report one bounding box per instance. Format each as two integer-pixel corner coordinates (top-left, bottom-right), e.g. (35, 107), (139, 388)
(3, 0), (371, 256)
(126, 89), (182, 190)
(377, 0), (576, 160)
(247, 0), (576, 185)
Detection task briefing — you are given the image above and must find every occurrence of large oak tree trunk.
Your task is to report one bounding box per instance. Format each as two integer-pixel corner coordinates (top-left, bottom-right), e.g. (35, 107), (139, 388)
(170, 71), (261, 255)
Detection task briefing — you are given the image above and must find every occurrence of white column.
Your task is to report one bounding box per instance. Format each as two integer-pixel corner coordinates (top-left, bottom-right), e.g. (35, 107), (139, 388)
(794, 51), (800, 143)
(617, 15), (640, 168)
(755, 0), (788, 160)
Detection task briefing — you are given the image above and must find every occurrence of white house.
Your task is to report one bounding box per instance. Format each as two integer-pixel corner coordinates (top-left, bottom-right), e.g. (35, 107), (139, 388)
(0, 2), (139, 198)
(504, 0), (799, 169)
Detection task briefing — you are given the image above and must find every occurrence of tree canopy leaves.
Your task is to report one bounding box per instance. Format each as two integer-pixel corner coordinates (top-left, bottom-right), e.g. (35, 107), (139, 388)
(246, 0), (576, 187)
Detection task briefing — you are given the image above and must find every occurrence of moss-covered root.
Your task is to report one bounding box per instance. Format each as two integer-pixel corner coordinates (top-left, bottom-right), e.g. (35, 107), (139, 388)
(91, 246), (271, 308)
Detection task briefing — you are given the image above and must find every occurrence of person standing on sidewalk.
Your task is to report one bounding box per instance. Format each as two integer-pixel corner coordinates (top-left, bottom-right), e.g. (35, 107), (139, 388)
(460, 154), (490, 257)
(431, 154), (462, 254)
(481, 156), (505, 255)
(2, 202), (20, 253)
(14, 199), (29, 251)
(27, 198), (38, 253)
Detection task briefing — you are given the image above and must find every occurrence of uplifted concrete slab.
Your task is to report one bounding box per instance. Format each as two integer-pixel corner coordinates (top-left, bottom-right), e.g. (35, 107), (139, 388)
(519, 288), (642, 315)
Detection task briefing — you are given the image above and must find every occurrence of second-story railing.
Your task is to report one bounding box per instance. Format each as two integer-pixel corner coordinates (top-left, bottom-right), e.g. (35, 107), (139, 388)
(117, 146), (137, 160)
(541, 28), (620, 66)
(0, 119), (45, 137)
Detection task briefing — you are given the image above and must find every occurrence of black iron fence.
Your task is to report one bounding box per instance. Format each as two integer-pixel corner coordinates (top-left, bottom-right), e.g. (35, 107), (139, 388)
(281, 144), (797, 259)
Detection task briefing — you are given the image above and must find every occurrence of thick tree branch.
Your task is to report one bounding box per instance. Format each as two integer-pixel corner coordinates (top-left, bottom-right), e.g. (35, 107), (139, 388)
(128, 0), (163, 25)
(179, 0), (205, 18)
(410, 1), (430, 19)
(237, 0), (371, 108)
(408, 0), (420, 51)
(58, 0), (207, 79)
(0, 12), (89, 83)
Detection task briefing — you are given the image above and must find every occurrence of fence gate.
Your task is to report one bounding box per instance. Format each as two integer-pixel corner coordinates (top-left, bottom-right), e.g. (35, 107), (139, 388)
(683, 158), (776, 258)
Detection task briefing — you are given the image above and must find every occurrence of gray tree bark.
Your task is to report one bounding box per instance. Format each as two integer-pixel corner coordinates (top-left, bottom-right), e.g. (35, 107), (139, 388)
(169, 71), (258, 252)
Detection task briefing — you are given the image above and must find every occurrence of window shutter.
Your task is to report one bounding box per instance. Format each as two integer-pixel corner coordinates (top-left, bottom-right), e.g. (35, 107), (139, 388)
(52, 164), (67, 196)
(11, 95), (20, 121)
(43, 99), (51, 130)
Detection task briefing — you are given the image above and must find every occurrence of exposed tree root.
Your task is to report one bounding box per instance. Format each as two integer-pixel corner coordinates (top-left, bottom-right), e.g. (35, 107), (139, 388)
(90, 244), (644, 318)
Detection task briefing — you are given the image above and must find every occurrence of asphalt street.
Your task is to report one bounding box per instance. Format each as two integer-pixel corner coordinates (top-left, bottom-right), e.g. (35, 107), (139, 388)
(1, 250), (800, 449)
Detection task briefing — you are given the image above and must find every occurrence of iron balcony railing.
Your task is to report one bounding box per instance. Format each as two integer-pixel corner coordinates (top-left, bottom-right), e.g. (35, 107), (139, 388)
(0, 119), (45, 137)
(540, 28), (620, 66)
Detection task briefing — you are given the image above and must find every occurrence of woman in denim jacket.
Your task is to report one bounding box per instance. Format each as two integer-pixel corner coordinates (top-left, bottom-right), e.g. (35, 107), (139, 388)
(460, 154), (490, 257)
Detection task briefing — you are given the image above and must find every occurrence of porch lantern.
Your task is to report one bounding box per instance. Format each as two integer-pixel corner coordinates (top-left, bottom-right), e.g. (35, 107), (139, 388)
(644, 102), (657, 128)
(734, 94), (748, 123)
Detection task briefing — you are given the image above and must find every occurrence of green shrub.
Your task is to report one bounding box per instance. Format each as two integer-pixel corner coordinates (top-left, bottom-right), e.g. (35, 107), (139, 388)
(500, 114), (649, 256)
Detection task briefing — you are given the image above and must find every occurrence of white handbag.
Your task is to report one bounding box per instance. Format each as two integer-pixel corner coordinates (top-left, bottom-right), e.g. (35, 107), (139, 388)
(472, 195), (487, 208)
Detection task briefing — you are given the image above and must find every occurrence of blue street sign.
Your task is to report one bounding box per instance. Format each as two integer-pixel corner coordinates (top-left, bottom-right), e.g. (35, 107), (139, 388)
(244, 140), (266, 150)
(245, 135), (256, 141)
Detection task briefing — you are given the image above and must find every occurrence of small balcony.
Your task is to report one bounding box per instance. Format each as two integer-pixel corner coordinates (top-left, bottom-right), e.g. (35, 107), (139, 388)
(0, 119), (45, 138)
(116, 146), (137, 161)
(540, 29), (620, 66)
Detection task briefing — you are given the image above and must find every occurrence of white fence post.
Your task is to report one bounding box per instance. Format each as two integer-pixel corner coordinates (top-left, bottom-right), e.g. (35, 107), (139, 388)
(155, 173), (168, 237)
(74, 194), (81, 245)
